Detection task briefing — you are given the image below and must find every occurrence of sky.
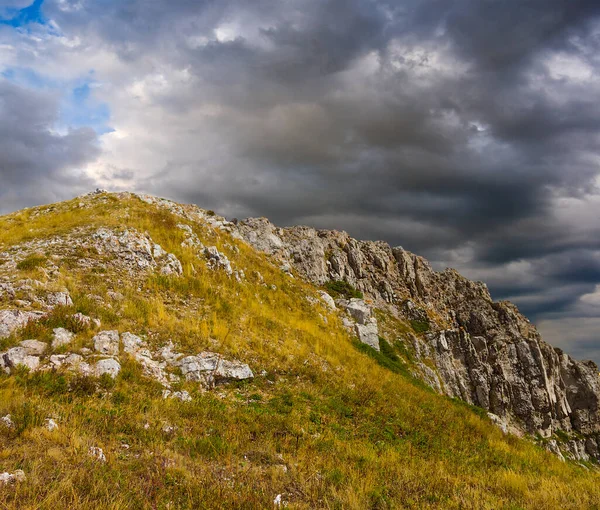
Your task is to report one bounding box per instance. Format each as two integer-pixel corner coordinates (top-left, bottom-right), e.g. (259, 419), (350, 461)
(1, 0), (600, 363)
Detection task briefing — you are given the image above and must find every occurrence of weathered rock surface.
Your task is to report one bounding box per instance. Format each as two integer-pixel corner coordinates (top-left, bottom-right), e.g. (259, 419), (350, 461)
(93, 330), (120, 356)
(178, 353), (254, 387)
(52, 328), (74, 349)
(94, 358), (121, 378)
(0, 310), (44, 339)
(236, 215), (600, 461)
(0, 347), (40, 373)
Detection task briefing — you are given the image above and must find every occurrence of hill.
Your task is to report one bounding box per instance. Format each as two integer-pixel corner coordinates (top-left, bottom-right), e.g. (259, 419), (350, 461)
(0, 190), (599, 509)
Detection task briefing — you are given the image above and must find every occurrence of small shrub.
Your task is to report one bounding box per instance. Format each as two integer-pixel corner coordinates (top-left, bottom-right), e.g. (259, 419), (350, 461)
(16, 254), (47, 271)
(69, 375), (98, 396)
(410, 318), (430, 334)
(324, 280), (363, 299)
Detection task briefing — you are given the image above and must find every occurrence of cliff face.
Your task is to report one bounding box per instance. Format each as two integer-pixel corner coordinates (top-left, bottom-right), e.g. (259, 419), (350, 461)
(236, 217), (600, 461)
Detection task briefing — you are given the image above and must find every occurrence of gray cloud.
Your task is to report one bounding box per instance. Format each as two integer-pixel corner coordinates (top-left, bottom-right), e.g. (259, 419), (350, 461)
(0, 80), (100, 213)
(3, 0), (600, 361)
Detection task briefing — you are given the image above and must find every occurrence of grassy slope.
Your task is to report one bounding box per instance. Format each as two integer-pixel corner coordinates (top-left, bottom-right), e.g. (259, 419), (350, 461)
(0, 194), (599, 509)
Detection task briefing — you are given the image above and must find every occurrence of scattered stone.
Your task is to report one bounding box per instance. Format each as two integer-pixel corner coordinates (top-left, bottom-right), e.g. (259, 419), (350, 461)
(162, 389), (192, 402)
(160, 253), (183, 275)
(45, 291), (73, 308)
(162, 424), (175, 434)
(19, 339), (47, 355)
(178, 352), (254, 387)
(93, 330), (120, 356)
(0, 347), (40, 373)
(317, 291), (336, 310)
(205, 246), (233, 275)
(88, 446), (106, 462)
(1, 415), (14, 429)
(52, 328), (74, 349)
(94, 358), (121, 378)
(45, 418), (58, 431)
(72, 313), (100, 329)
(0, 310), (44, 339)
(0, 470), (26, 485)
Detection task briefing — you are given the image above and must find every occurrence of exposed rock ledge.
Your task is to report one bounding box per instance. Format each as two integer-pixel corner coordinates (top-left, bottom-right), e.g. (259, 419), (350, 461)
(235, 216), (600, 462)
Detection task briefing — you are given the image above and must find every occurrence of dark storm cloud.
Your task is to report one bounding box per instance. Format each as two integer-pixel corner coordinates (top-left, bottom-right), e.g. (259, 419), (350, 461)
(0, 80), (99, 213)
(8, 0), (600, 360)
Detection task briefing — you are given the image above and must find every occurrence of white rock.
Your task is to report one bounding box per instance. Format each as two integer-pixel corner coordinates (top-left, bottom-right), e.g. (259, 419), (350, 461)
(1, 414), (14, 429)
(94, 358), (121, 378)
(317, 291), (336, 310)
(93, 330), (120, 356)
(45, 291), (73, 308)
(49, 353), (83, 370)
(0, 347), (40, 373)
(51, 328), (74, 349)
(88, 446), (106, 462)
(0, 309), (44, 339)
(162, 389), (192, 402)
(342, 298), (371, 325)
(178, 352), (254, 386)
(72, 313), (100, 329)
(355, 320), (380, 351)
(0, 469), (26, 485)
(19, 339), (47, 355)
(160, 253), (183, 275)
(121, 332), (145, 354)
(45, 418), (58, 431)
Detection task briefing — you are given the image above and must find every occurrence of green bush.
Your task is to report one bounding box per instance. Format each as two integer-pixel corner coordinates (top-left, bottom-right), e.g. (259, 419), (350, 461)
(16, 254), (47, 271)
(410, 318), (430, 334)
(324, 280), (363, 299)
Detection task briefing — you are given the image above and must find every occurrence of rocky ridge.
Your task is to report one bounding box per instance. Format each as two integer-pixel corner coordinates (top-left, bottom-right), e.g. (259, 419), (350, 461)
(233, 215), (600, 462)
(1, 190), (599, 464)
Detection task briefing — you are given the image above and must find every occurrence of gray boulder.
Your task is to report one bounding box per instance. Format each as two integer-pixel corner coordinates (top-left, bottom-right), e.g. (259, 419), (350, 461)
(355, 321), (380, 351)
(52, 328), (74, 349)
(1, 347), (40, 373)
(93, 330), (120, 356)
(19, 339), (47, 355)
(0, 310), (44, 339)
(94, 358), (121, 378)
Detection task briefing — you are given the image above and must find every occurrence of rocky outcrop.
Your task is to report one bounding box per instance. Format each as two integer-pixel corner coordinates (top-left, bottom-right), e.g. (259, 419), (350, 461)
(236, 216), (600, 461)
(0, 326), (254, 390)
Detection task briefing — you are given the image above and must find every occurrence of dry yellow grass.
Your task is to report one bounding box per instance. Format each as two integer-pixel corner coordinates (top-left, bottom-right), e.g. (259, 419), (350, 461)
(0, 193), (598, 509)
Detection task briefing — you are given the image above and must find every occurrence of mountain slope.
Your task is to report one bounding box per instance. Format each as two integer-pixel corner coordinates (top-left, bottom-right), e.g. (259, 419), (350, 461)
(0, 191), (599, 509)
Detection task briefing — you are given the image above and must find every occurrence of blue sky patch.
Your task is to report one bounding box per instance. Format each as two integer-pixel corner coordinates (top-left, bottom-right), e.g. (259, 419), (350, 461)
(0, 0), (46, 28)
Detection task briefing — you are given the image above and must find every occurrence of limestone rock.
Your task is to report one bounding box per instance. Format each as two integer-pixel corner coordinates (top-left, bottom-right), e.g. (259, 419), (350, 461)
(52, 328), (74, 349)
(93, 330), (120, 356)
(88, 446), (106, 462)
(0, 470), (26, 485)
(204, 246), (233, 275)
(0, 347), (40, 373)
(355, 321), (380, 351)
(178, 352), (254, 387)
(19, 339), (47, 355)
(72, 313), (100, 329)
(94, 358), (121, 378)
(0, 310), (44, 339)
(1, 415), (14, 429)
(340, 298), (371, 324)
(45, 291), (73, 308)
(317, 291), (336, 310)
(45, 418), (58, 431)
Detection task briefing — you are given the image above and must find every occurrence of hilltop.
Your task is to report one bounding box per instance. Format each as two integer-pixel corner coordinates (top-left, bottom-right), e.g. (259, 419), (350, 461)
(0, 190), (599, 509)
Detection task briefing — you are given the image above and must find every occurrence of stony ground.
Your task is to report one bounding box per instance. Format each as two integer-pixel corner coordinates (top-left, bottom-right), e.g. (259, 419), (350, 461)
(0, 191), (599, 509)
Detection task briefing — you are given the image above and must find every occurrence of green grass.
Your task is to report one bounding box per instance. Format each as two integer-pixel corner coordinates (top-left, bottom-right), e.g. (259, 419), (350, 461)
(0, 192), (599, 509)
